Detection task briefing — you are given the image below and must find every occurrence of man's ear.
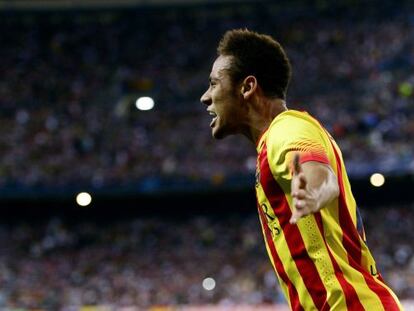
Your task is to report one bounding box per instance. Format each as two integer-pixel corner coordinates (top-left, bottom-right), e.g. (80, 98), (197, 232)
(240, 75), (257, 100)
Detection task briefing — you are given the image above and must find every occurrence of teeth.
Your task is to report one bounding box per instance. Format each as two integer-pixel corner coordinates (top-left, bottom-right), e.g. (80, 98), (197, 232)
(209, 111), (217, 117)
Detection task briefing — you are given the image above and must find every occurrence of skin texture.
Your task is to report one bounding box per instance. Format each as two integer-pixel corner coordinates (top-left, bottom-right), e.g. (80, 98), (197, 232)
(200, 55), (286, 143)
(201, 55), (339, 223)
(290, 154), (339, 224)
(200, 56), (245, 140)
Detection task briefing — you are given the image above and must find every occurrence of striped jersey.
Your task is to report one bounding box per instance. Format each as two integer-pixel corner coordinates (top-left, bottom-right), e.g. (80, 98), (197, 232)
(255, 110), (402, 310)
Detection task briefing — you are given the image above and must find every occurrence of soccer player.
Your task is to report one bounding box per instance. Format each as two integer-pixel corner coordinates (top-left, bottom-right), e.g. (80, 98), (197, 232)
(200, 29), (403, 310)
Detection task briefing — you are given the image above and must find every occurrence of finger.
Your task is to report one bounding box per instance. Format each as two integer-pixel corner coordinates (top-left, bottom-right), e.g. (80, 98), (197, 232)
(293, 153), (302, 175)
(294, 199), (305, 210)
(292, 189), (307, 199)
(290, 203), (310, 224)
(290, 209), (302, 224)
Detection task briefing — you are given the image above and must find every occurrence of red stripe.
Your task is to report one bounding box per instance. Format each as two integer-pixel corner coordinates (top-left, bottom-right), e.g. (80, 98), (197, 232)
(257, 205), (304, 311)
(259, 143), (329, 310)
(330, 142), (401, 310)
(300, 152), (329, 165)
(314, 213), (365, 310)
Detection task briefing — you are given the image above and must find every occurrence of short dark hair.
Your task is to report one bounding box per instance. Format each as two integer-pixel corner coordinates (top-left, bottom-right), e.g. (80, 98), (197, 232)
(217, 28), (291, 100)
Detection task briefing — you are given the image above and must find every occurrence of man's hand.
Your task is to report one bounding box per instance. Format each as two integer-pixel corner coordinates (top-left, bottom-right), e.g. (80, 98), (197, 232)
(289, 154), (339, 224)
(290, 154), (318, 224)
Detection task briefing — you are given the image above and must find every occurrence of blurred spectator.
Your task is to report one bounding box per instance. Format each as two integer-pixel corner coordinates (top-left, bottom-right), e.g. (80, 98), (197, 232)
(0, 204), (412, 309)
(0, 1), (413, 192)
(0, 1), (413, 310)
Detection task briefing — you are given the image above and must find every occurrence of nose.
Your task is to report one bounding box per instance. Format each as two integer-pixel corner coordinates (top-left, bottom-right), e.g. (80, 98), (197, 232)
(200, 89), (211, 106)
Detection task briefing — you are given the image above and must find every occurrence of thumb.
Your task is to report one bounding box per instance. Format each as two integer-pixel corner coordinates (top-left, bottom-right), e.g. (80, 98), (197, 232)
(293, 153), (302, 175)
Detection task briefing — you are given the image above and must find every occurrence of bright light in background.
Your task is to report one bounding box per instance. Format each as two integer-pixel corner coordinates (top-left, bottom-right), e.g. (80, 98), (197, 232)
(135, 96), (154, 111)
(370, 173), (385, 187)
(202, 277), (216, 291)
(76, 192), (92, 206)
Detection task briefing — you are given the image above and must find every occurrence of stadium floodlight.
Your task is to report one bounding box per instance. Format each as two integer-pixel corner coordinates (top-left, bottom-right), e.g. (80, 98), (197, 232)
(202, 277), (216, 291)
(370, 173), (385, 187)
(76, 192), (92, 207)
(135, 96), (154, 111)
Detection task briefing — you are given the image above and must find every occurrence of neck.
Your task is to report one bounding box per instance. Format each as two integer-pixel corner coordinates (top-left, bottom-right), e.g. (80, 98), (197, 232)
(242, 98), (288, 145)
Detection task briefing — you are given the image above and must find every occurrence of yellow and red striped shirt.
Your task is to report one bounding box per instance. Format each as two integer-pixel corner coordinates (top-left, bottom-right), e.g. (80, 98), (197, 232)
(255, 110), (402, 310)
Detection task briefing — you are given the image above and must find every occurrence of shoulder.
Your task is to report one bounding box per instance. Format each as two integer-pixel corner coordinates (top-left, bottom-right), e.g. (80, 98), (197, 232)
(266, 110), (323, 145)
(265, 110), (330, 165)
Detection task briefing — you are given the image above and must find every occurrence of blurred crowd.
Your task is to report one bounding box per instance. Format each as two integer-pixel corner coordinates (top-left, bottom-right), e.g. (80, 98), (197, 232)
(0, 213), (281, 309)
(0, 1), (414, 192)
(1, 2), (413, 310)
(0, 204), (412, 309)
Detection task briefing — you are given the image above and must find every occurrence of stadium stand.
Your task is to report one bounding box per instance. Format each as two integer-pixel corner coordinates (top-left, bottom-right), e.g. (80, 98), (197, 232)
(0, 0), (413, 309)
(0, 204), (413, 309)
(0, 0), (413, 195)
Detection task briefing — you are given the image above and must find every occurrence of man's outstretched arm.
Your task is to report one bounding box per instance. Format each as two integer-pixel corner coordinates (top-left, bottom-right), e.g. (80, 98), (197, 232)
(290, 154), (340, 224)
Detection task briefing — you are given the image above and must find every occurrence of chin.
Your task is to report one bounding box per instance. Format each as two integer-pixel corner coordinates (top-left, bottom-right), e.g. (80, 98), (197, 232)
(212, 132), (224, 140)
(212, 127), (230, 140)
(211, 128), (224, 139)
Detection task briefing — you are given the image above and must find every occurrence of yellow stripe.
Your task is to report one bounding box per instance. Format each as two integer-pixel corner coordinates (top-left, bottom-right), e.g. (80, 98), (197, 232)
(325, 146), (387, 310)
(296, 216), (347, 310)
(276, 177), (348, 310)
(316, 112), (401, 309)
(329, 250), (385, 310)
(259, 110), (403, 310)
(256, 184), (318, 310)
(257, 211), (291, 305)
(320, 205), (384, 310)
(371, 276), (405, 310)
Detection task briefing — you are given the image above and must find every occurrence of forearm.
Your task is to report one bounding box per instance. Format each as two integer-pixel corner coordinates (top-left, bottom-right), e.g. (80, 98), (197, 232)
(302, 162), (339, 212)
(290, 159), (340, 223)
(305, 166), (339, 212)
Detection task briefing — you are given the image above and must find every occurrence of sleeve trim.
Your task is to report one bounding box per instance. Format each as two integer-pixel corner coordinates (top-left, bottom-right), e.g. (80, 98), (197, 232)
(299, 153), (330, 165)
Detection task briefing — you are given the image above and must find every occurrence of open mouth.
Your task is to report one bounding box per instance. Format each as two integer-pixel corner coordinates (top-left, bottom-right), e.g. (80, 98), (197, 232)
(208, 111), (218, 127)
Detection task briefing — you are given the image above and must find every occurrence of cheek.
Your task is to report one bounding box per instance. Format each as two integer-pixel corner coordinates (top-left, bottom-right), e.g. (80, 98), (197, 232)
(214, 87), (237, 105)
(212, 88), (224, 102)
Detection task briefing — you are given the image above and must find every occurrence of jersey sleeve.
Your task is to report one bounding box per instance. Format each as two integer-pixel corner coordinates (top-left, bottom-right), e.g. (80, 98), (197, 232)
(266, 113), (330, 180)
